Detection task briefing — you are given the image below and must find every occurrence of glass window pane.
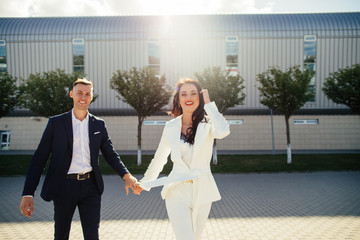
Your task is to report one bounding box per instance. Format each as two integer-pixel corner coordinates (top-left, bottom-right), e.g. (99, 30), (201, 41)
(72, 38), (84, 73)
(0, 65), (6, 72)
(0, 43), (6, 72)
(226, 37), (238, 72)
(73, 55), (84, 65)
(73, 44), (84, 54)
(304, 36), (316, 63)
(304, 63), (316, 72)
(304, 35), (316, 102)
(309, 76), (316, 86)
(1, 134), (7, 142)
(226, 66), (238, 76)
(226, 55), (238, 64)
(73, 66), (84, 73)
(304, 35), (316, 41)
(73, 39), (84, 44)
(226, 36), (238, 41)
(149, 41), (160, 64)
(0, 45), (5, 56)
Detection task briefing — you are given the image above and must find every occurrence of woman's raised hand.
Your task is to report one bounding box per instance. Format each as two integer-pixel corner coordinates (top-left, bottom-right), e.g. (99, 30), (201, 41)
(200, 89), (211, 104)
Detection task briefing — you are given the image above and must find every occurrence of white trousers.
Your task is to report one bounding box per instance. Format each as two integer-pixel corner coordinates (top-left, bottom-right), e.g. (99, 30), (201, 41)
(165, 181), (212, 240)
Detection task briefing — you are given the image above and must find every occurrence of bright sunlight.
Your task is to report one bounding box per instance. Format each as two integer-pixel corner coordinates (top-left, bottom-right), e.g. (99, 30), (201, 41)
(138, 0), (221, 15)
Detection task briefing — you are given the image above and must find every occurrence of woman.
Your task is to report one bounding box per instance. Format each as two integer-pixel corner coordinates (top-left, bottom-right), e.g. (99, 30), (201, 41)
(139, 78), (230, 240)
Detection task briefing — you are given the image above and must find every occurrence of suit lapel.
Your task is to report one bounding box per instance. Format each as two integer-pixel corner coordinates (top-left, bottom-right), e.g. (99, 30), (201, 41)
(167, 116), (182, 162)
(64, 110), (73, 152)
(191, 122), (210, 167)
(88, 113), (96, 162)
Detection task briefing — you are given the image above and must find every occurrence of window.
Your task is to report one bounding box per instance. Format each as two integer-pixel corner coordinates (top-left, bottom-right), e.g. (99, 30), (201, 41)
(0, 40), (7, 72)
(72, 38), (84, 73)
(148, 38), (160, 77)
(304, 35), (316, 102)
(226, 36), (238, 76)
(0, 131), (11, 150)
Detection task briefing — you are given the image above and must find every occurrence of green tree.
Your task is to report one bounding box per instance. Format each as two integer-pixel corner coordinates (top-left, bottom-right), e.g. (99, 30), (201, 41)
(0, 72), (19, 118)
(110, 67), (172, 165)
(323, 64), (360, 114)
(195, 66), (246, 164)
(257, 65), (315, 164)
(19, 69), (89, 117)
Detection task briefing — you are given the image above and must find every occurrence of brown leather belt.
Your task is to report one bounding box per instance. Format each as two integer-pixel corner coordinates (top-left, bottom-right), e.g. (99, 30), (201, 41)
(66, 171), (92, 180)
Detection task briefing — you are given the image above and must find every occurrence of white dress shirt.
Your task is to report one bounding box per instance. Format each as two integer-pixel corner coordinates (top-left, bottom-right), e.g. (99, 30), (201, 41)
(68, 109), (92, 174)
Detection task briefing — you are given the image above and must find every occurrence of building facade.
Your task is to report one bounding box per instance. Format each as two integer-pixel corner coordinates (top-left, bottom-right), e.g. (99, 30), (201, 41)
(0, 13), (359, 151)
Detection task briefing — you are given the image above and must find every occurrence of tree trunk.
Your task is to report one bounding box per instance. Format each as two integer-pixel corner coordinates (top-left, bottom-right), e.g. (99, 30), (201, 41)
(285, 115), (292, 164)
(212, 139), (218, 165)
(270, 109), (275, 155)
(137, 146), (142, 166)
(137, 115), (143, 166)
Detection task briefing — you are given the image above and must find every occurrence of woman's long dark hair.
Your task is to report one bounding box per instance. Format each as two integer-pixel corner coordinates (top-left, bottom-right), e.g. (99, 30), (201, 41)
(170, 78), (206, 144)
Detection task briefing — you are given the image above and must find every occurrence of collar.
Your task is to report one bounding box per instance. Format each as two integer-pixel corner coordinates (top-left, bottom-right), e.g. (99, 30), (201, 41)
(71, 109), (89, 123)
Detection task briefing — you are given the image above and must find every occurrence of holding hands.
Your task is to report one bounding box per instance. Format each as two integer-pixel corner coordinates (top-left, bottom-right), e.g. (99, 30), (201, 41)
(123, 173), (143, 195)
(20, 173), (143, 217)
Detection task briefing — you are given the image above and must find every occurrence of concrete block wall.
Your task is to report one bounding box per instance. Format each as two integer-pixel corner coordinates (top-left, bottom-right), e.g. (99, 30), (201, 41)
(1, 114), (359, 151)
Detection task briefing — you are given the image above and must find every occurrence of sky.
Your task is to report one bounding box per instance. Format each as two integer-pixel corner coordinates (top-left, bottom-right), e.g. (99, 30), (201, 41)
(0, 0), (359, 17)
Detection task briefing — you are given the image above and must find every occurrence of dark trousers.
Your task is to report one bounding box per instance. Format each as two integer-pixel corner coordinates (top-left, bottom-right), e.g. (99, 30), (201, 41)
(53, 177), (101, 240)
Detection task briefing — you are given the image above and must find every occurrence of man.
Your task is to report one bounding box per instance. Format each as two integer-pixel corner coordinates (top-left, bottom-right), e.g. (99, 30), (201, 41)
(20, 78), (140, 240)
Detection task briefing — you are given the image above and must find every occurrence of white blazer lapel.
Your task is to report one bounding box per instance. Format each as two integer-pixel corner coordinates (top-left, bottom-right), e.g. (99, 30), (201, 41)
(191, 122), (211, 165)
(167, 116), (182, 161)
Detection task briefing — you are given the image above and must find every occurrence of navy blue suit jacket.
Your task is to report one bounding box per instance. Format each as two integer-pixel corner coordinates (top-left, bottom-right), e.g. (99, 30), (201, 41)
(22, 111), (129, 202)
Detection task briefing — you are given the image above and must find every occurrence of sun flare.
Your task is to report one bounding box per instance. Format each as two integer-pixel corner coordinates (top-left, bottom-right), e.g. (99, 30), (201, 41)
(138, 0), (221, 15)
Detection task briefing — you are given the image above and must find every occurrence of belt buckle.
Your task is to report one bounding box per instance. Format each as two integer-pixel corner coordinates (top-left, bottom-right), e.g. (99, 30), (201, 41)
(77, 173), (87, 181)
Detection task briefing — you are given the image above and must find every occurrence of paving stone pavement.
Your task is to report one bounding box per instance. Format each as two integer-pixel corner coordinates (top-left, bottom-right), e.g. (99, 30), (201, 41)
(1, 172), (360, 240)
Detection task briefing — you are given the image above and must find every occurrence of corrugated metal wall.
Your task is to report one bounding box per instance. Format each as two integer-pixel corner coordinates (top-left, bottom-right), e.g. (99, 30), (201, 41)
(1, 13), (359, 111)
(7, 41), (72, 80)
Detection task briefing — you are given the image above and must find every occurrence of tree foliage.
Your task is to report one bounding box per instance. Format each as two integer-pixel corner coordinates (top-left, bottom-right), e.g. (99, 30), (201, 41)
(323, 64), (360, 114)
(0, 71), (19, 118)
(110, 66), (172, 121)
(257, 65), (315, 119)
(19, 69), (88, 117)
(110, 67), (172, 165)
(195, 66), (246, 113)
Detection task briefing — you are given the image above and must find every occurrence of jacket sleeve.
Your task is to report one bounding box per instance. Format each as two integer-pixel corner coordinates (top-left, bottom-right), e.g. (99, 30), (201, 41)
(204, 101), (230, 139)
(100, 121), (129, 178)
(22, 118), (54, 197)
(140, 124), (171, 190)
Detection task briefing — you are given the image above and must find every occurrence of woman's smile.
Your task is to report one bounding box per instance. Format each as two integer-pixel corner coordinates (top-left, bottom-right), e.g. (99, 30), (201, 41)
(185, 101), (194, 106)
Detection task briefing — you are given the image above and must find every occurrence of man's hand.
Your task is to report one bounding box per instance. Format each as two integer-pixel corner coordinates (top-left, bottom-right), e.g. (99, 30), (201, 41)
(123, 173), (143, 195)
(20, 196), (34, 217)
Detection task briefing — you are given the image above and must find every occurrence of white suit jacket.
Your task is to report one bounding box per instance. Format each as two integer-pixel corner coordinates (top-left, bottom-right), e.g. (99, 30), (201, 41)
(140, 102), (230, 206)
